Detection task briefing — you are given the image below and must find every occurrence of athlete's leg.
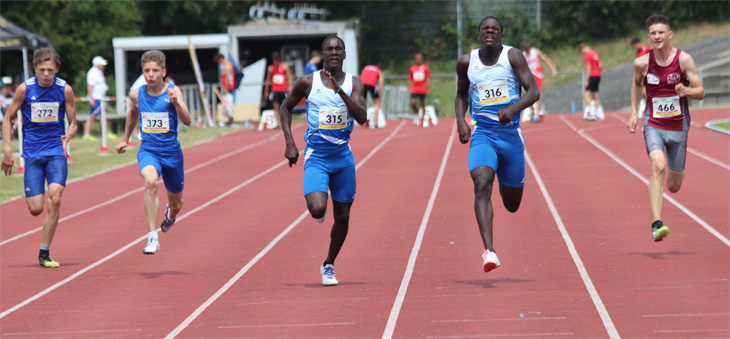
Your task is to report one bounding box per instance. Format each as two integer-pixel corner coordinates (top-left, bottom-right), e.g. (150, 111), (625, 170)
(664, 131), (688, 193)
(648, 150), (667, 222)
(410, 96), (418, 114)
(272, 101), (282, 127)
(373, 97), (381, 126)
(84, 114), (96, 137)
(305, 191), (328, 219)
(141, 165), (160, 232)
(324, 200), (352, 265)
(40, 183), (65, 247)
(471, 166), (497, 252)
(26, 195), (44, 216)
(419, 96), (427, 126)
(166, 191), (184, 220)
(666, 170), (685, 193)
(592, 91), (601, 108)
(499, 184), (524, 213)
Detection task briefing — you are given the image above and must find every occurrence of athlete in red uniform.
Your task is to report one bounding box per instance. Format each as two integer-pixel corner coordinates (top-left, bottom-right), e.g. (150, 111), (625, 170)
(579, 42), (602, 120)
(631, 38), (653, 117)
(264, 51), (293, 128)
(408, 52), (431, 126)
(628, 14), (705, 242)
(522, 41), (557, 122)
(360, 65), (384, 128)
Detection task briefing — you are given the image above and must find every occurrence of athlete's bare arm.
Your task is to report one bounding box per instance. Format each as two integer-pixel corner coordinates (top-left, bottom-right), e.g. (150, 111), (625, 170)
(677, 53), (705, 100)
(505, 48), (540, 124)
(537, 49), (558, 76)
(455, 54), (472, 144)
(1, 83), (26, 175)
(169, 86), (191, 126)
(325, 71), (367, 125)
(378, 70), (385, 91)
(62, 85), (78, 155)
(629, 55), (650, 133)
(116, 89), (140, 154)
(264, 67), (272, 99)
(279, 75), (313, 167)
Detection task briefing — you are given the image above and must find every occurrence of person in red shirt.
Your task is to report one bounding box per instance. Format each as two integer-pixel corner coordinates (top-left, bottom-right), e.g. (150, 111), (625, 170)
(579, 42), (602, 120)
(628, 14), (704, 242)
(630, 38), (652, 117)
(264, 51), (293, 128)
(408, 52), (431, 126)
(360, 64), (384, 128)
(214, 53), (236, 125)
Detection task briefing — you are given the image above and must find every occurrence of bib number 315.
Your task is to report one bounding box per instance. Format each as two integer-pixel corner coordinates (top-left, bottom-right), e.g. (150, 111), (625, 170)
(318, 107), (348, 129)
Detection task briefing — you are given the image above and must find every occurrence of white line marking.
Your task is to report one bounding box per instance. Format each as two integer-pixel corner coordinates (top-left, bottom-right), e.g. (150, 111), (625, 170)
(687, 147), (730, 170)
(382, 122), (456, 339)
(218, 322), (355, 329)
(524, 149), (620, 339)
(559, 114), (578, 132)
(0, 133), (281, 247)
(574, 128), (730, 247)
(165, 121), (406, 339)
(2, 329), (142, 336)
(426, 333), (574, 338)
(643, 312), (730, 317)
(432, 316), (568, 322)
(0, 159), (288, 319)
(654, 329), (729, 333)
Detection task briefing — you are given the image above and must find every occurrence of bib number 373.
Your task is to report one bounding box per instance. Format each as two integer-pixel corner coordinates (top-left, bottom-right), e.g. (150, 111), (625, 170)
(141, 112), (170, 133)
(31, 102), (59, 122)
(477, 80), (509, 106)
(318, 107), (348, 129)
(652, 96), (681, 118)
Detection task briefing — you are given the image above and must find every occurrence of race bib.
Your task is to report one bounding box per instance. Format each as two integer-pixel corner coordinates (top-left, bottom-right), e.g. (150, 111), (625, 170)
(646, 73), (660, 85)
(30, 102), (59, 122)
(318, 107), (348, 129)
(652, 96), (681, 118)
(272, 74), (285, 85)
(413, 71), (425, 81)
(477, 80), (510, 106)
(141, 112), (170, 133)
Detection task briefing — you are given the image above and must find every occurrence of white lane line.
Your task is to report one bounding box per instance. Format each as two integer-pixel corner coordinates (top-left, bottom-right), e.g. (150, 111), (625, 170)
(165, 121), (406, 339)
(381, 122), (456, 339)
(432, 316), (568, 322)
(0, 159), (288, 319)
(0, 133), (282, 247)
(654, 329), (729, 333)
(2, 329), (142, 336)
(643, 312), (730, 317)
(426, 333), (574, 338)
(559, 114), (578, 132)
(610, 114), (730, 170)
(524, 149), (620, 339)
(574, 128), (730, 247)
(218, 322), (355, 329)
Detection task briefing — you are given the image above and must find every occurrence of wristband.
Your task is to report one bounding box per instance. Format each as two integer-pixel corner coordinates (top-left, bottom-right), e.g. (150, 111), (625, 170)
(336, 86), (343, 94)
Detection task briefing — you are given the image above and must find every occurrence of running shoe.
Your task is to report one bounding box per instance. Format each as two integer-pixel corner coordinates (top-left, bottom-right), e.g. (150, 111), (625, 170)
(315, 215), (325, 223)
(320, 263), (338, 286)
(82, 135), (96, 141)
(652, 225), (669, 242)
(143, 237), (159, 254)
(482, 249), (501, 273)
(160, 205), (176, 233)
(106, 132), (118, 140)
(38, 253), (60, 268)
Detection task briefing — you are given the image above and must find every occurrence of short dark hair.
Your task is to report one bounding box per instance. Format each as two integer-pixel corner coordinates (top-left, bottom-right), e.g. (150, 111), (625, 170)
(646, 14), (670, 30)
(271, 51), (280, 60)
(213, 53), (224, 62)
(321, 35), (345, 51)
(33, 48), (61, 68)
(630, 37), (641, 45)
(478, 16), (503, 33)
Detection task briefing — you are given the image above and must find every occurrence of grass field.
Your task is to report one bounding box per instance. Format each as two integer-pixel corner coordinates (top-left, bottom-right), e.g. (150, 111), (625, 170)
(383, 21), (730, 116)
(708, 120), (730, 133)
(0, 125), (239, 203)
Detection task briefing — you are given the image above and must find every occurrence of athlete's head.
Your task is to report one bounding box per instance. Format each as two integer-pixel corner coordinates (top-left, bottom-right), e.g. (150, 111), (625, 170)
(414, 52), (424, 65)
(33, 48), (61, 85)
(478, 16), (503, 48)
(271, 51), (281, 65)
(646, 14), (672, 49)
(578, 42), (588, 54)
(310, 50), (322, 64)
(630, 37), (643, 51)
(321, 35), (346, 70)
(213, 53), (225, 64)
(522, 41), (532, 51)
(141, 50), (167, 86)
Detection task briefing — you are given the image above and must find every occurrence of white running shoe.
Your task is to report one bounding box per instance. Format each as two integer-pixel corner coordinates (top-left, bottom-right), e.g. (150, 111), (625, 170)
(160, 205), (176, 233)
(143, 237), (159, 254)
(315, 216), (325, 223)
(482, 249), (501, 273)
(320, 263), (338, 286)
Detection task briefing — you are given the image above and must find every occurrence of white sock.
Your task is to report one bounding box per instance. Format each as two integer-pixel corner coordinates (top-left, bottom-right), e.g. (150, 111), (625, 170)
(148, 232), (158, 239)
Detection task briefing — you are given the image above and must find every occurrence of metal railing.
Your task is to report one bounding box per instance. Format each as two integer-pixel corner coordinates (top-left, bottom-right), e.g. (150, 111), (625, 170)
(177, 83), (220, 127)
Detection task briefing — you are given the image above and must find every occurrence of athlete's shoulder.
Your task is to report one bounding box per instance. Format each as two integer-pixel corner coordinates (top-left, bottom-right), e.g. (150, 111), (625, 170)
(55, 77), (67, 88)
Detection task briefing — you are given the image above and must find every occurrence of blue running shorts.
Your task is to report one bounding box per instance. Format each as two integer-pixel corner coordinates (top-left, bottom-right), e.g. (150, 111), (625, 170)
(302, 145), (356, 203)
(468, 124), (525, 188)
(138, 146), (185, 193)
(89, 100), (103, 116)
(24, 155), (68, 197)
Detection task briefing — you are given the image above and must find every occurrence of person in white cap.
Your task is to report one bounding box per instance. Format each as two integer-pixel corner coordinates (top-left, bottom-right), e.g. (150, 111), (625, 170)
(83, 56), (111, 141)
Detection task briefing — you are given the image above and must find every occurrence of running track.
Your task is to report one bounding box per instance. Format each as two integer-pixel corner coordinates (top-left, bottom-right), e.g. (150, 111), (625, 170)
(1, 108), (728, 338)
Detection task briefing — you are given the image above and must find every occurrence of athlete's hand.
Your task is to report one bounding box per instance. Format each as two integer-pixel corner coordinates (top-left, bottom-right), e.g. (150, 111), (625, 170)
(552, 70), (558, 77)
(675, 83), (688, 97)
(322, 70), (338, 93)
(61, 135), (71, 157)
(456, 120), (471, 144)
(628, 113), (638, 133)
(115, 141), (128, 154)
(168, 88), (179, 105)
(2, 150), (15, 176)
(498, 107), (517, 125)
(285, 144), (299, 167)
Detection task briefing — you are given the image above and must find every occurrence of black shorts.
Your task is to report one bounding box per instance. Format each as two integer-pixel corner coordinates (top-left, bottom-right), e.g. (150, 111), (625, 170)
(585, 76), (600, 92)
(269, 91), (288, 104)
(364, 85), (379, 99)
(411, 93), (427, 100)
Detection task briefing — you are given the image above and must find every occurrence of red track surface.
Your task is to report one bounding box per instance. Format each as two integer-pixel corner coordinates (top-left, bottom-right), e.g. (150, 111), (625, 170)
(1, 108), (728, 338)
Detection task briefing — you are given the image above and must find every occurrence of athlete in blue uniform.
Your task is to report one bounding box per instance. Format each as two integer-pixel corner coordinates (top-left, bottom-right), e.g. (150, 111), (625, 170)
(116, 50), (191, 255)
(2, 48), (78, 268)
(455, 16), (539, 273)
(279, 36), (368, 286)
